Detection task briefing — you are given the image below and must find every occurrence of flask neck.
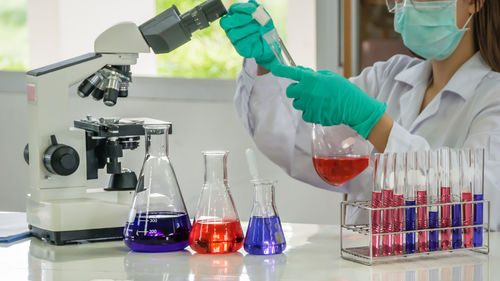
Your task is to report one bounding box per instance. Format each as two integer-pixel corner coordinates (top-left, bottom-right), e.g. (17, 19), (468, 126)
(203, 151), (228, 185)
(145, 125), (169, 157)
(251, 181), (278, 217)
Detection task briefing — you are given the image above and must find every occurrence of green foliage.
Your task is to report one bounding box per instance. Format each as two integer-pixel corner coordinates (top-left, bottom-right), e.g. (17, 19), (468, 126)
(155, 0), (287, 79)
(0, 0), (28, 71)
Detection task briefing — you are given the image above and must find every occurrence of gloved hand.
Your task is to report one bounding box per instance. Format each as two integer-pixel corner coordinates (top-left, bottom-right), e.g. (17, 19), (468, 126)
(271, 64), (387, 139)
(220, 0), (277, 69)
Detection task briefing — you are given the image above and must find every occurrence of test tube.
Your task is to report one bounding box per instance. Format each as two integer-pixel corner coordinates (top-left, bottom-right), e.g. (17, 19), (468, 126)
(460, 149), (474, 248)
(263, 30), (296, 67)
(393, 152), (406, 255)
(405, 152), (417, 254)
(450, 149), (462, 249)
(415, 151), (428, 253)
(372, 153), (385, 257)
(382, 153), (394, 256)
(427, 150), (439, 251)
(473, 148), (484, 247)
(439, 147), (452, 250)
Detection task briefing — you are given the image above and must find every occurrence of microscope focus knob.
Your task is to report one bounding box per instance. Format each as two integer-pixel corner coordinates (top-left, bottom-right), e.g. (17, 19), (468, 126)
(43, 135), (80, 176)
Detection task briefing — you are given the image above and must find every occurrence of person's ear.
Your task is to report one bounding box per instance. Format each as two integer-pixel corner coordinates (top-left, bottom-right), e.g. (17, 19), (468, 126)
(467, 0), (485, 14)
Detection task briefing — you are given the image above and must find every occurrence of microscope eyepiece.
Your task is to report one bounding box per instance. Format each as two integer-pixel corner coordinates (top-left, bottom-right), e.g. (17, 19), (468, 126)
(140, 0), (227, 54)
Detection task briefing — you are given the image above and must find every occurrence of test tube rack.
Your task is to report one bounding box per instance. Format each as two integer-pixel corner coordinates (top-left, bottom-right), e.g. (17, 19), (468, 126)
(340, 200), (490, 265)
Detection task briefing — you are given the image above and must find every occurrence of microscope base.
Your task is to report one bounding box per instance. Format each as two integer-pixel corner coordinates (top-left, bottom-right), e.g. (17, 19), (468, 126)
(30, 225), (123, 245)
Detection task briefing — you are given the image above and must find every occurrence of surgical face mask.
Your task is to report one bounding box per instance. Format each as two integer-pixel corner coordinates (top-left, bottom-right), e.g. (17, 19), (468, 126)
(394, 0), (473, 60)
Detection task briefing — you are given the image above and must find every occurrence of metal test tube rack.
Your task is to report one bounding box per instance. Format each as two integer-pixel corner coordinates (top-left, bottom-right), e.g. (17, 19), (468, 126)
(340, 200), (490, 266)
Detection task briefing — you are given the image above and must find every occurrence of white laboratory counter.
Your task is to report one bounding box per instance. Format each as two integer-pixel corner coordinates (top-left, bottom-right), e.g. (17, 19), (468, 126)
(0, 223), (497, 281)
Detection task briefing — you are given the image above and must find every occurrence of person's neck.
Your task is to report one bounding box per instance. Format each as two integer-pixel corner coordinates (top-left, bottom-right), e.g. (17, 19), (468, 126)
(429, 31), (476, 91)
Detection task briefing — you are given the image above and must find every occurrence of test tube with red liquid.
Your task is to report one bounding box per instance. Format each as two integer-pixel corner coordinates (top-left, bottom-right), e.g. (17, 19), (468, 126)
(438, 148), (452, 250)
(372, 153), (385, 257)
(415, 151), (428, 253)
(405, 152), (417, 254)
(460, 149), (474, 248)
(393, 152), (406, 255)
(473, 148), (484, 247)
(427, 150), (439, 251)
(382, 153), (394, 256)
(450, 149), (462, 249)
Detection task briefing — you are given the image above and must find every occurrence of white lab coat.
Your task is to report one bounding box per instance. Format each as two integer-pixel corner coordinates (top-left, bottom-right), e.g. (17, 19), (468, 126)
(234, 53), (500, 230)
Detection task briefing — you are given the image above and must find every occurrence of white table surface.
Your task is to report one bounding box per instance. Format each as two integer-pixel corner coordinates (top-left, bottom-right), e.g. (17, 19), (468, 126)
(0, 223), (497, 281)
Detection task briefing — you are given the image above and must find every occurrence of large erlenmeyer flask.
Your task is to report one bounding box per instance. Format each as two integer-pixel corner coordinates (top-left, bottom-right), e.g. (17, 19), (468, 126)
(189, 151), (244, 254)
(124, 124), (191, 252)
(312, 124), (370, 186)
(244, 180), (286, 255)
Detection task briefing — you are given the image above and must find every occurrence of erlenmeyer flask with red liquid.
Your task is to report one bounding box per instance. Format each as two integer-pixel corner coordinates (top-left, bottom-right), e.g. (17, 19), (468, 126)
(189, 151), (244, 254)
(312, 124), (370, 186)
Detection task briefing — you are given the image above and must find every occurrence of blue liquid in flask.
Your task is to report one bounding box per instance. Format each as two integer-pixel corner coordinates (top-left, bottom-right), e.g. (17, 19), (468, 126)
(124, 211), (191, 252)
(244, 216), (286, 255)
(405, 200), (416, 254)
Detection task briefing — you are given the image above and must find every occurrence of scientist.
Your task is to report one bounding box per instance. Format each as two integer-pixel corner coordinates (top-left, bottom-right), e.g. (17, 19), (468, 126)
(220, 0), (500, 229)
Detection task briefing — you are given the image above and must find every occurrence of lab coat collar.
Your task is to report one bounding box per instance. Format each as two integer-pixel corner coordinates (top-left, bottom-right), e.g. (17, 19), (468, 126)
(443, 52), (491, 100)
(395, 52), (491, 100)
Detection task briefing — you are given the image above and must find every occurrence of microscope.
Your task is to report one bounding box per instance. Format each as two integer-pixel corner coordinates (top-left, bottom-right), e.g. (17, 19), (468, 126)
(24, 0), (227, 245)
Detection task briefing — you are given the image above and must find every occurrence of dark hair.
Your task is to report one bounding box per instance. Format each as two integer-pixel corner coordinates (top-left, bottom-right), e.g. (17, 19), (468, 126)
(473, 0), (500, 72)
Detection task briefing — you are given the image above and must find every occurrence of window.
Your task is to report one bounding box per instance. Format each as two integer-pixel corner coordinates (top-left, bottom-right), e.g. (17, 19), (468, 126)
(0, 0), (28, 71)
(0, 0), (288, 79)
(156, 0), (288, 79)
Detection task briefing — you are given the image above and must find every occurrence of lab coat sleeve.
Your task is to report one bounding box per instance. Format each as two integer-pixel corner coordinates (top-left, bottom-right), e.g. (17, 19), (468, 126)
(234, 58), (348, 193)
(462, 99), (500, 231)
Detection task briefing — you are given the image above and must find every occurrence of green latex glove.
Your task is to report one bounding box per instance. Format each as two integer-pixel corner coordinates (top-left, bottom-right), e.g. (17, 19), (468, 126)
(220, 1), (278, 69)
(271, 64), (387, 139)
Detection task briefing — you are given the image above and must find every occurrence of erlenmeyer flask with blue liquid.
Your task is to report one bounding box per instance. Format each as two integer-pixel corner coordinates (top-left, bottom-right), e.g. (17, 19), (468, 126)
(244, 180), (286, 255)
(124, 123), (191, 252)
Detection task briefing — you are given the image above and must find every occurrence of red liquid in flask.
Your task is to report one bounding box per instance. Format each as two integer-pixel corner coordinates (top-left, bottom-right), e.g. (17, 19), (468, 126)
(440, 186), (452, 250)
(371, 191), (382, 257)
(382, 189), (394, 256)
(313, 156), (369, 186)
(416, 190), (428, 252)
(188, 220), (244, 254)
(462, 192), (473, 248)
(393, 194), (405, 255)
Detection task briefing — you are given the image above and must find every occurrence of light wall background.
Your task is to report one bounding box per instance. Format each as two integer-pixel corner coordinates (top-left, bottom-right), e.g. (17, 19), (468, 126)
(0, 84), (343, 225)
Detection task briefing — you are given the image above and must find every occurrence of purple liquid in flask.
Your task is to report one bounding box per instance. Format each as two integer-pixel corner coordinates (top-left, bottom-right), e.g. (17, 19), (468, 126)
(124, 211), (191, 252)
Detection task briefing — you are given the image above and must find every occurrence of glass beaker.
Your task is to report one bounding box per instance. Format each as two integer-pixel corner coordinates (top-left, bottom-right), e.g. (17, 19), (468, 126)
(124, 124), (191, 252)
(244, 180), (286, 255)
(189, 151), (244, 254)
(312, 124), (370, 186)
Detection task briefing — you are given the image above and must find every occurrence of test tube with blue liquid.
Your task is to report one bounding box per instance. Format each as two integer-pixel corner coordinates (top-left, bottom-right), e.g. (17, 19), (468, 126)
(405, 152), (417, 254)
(252, 5), (296, 67)
(450, 149), (462, 249)
(244, 180), (286, 255)
(427, 150), (439, 251)
(473, 148), (484, 247)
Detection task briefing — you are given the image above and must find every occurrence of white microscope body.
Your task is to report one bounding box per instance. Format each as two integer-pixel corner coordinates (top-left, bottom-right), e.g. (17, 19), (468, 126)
(26, 23), (149, 244)
(24, 0), (227, 244)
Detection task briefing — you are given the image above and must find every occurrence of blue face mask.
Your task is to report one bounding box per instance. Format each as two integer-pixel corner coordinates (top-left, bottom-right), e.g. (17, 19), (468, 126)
(394, 1), (472, 60)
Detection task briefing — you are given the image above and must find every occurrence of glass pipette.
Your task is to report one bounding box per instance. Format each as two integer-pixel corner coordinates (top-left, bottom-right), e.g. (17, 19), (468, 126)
(252, 5), (296, 66)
